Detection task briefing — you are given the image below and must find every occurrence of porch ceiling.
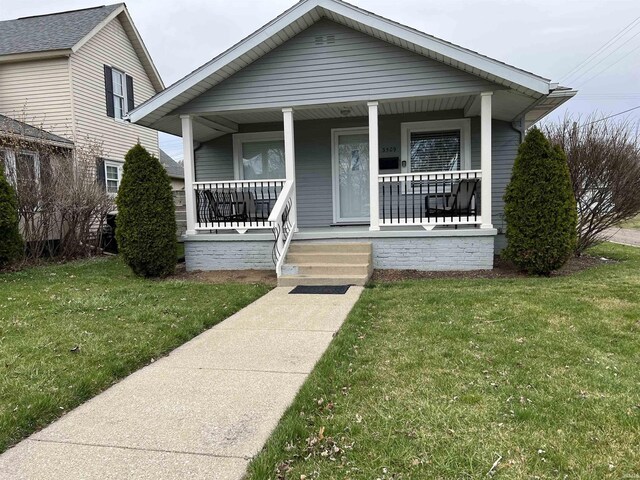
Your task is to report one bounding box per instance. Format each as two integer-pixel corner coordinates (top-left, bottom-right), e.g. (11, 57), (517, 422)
(151, 89), (560, 142)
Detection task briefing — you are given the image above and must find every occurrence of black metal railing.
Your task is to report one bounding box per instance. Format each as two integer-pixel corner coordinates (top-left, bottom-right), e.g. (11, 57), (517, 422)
(271, 195), (293, 267)
(193, 180), (285, 229)
(378, 170), (481, 225)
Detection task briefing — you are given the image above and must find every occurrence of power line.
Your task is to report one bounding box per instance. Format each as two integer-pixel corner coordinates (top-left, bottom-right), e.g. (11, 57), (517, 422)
(575, 42), (640, 88)
(584, 105), (640, 126)
(559, 15), (640, 83)
(568, 29), (640, 85)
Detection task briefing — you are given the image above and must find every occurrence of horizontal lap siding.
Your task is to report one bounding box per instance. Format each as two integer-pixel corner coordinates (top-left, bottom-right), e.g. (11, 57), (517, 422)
(0, 58), (73, 140)
(492, 120), (519, 231)
(71, 17), (158, 161)
(178, 20), (497, 113)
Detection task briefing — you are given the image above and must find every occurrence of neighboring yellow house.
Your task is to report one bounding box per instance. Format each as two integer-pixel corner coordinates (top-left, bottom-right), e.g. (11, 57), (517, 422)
(0, 4), (164, 192)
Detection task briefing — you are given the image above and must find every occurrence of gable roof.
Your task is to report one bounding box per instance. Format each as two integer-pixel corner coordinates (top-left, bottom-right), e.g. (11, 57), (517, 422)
(0, 114), (74, 148)
(159, 149), (184, 179)
(129, 0), (563, 129)
(0, 4), (164, 92)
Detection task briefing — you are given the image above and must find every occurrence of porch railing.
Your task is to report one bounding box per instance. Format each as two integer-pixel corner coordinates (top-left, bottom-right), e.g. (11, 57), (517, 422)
(378, 170), (482, 227)
(193, 179), (285, 231)
(269, 181), (296, 275)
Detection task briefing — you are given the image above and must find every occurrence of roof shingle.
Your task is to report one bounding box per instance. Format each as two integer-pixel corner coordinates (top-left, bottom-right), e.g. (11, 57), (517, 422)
(0, 4), (122, 56)
(0, 114), (74, 146)
(159, 149), (184, 179)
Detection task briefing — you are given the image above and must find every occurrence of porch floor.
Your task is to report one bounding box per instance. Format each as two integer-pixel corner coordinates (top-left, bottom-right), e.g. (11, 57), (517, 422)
(186, 224), (495, 242)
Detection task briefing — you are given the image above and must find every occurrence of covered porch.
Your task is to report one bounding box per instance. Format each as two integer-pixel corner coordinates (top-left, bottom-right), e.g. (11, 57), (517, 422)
(179, 92), (497, 272)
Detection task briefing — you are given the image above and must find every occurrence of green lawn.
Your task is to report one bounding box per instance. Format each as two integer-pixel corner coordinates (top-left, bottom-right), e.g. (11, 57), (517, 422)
(248, 243), (640, 479)
(0, 257), (269, 453)
(621, 214), (640, 230)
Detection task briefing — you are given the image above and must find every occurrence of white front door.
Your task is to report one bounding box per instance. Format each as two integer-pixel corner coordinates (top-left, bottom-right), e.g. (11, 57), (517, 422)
(332, 128), (370, 223)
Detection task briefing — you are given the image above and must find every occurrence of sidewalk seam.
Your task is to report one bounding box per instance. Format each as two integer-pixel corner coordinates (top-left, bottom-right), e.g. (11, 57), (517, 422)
(28, 438), (251, 461)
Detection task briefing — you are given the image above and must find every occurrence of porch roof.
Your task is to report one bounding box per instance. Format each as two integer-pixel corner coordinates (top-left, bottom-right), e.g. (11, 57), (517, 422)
(128, 0), (575, 139)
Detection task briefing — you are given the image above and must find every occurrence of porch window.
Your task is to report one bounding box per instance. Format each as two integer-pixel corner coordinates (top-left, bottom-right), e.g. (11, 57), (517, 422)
(401, 119), (471, 173)
(233, 132), (285, 180)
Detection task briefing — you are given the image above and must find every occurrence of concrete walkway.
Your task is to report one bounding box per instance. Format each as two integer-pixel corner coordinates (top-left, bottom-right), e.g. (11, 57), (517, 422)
(0, 286), (363, 480)
(606, 228), (640, 247)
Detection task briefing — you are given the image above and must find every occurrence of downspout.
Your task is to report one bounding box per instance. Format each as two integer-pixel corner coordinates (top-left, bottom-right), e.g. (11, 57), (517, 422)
(511, 117), (526, 143)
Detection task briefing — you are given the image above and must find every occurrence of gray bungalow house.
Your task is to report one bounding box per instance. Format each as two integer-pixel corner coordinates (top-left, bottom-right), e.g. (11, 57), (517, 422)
(129, 0), (575, 285)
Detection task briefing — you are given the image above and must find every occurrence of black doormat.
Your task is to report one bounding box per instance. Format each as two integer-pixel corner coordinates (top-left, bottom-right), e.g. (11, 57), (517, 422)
(289, 285), (350, 295)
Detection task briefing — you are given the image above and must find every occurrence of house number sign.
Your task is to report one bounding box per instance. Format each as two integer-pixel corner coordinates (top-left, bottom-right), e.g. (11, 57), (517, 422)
(381, 146), (397, 154)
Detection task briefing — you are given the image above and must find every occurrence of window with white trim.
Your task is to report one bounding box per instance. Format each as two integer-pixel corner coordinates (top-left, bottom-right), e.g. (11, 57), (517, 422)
(232, 132), (286, 180)
(401, 119), (471, 173)
(105, 161), (123, 194)
(112, 68), (126, 120)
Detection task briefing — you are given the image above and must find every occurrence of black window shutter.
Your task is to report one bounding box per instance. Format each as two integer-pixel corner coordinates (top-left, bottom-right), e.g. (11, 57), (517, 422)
(104, 65), (114, 118)
(96, 158), (106, 189)
(125, 75), (134, 113)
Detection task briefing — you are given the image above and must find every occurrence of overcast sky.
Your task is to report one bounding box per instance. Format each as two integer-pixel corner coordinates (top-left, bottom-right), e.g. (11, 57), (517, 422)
(2, 0), (639, 161)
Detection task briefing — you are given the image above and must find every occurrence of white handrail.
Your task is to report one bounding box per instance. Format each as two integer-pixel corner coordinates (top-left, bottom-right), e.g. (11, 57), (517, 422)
(268, 181), (294, 223)
(378, 169), (482, 180)
(269, 180), (296, 276)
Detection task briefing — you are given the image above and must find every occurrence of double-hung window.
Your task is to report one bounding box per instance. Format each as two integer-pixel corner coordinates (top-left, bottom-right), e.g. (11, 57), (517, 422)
(401, 119), (471, 173)
(104, 65), (134, 120)
(105, 161), (123, 194)
(232, 132), (286, 180)
(112, 69), (126, 119)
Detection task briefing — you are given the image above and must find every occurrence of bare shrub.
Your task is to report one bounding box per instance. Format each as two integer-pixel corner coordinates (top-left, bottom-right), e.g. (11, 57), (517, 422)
(544, 116), (640, 253)
(0, 115), (114, 262)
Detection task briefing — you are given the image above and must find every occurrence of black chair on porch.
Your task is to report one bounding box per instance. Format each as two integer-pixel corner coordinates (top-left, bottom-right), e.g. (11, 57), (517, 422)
(425, 178), (479, 219)
(198, 189), (272, 224)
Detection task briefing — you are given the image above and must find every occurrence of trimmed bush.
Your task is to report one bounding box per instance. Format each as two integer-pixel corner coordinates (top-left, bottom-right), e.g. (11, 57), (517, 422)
(503, 127), (577, 275)
(0, 168), (24, 267)
(116, 144), (176, 277)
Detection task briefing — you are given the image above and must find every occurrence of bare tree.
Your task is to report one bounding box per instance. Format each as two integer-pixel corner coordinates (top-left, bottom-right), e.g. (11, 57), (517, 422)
(0, 114), (115, 262)
(544, 115), (640, 253)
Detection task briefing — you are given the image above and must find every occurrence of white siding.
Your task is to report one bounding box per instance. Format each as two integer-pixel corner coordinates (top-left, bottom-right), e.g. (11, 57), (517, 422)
(0, 57), (74, 140)
(70, 16), (158, 160)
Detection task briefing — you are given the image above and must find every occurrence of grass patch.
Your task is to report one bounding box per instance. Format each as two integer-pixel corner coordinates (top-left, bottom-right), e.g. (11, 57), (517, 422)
(621, 214), (640, 230)
(247, 243), (640, 479)
(0, 257), (270, 453)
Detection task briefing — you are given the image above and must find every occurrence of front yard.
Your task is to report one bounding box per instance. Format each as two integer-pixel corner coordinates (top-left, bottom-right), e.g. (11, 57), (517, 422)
(0, 258), (269, 453)
(248, 243), (640, 479)
(622, 214), (640, 230)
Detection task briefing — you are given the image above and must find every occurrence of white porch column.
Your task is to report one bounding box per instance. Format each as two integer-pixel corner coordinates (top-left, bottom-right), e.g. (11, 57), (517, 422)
(368, 101), (380, 231)
(181, 114), (197, 235)
(282, 107), (297, 228)
(480, 92), (493, 229)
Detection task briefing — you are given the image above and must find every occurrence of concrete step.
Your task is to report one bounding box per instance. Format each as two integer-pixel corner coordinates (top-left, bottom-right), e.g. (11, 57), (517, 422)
(286, 263), (371, 276)
(288, 242), (372, 254)
(278, 274), (369, 287)
(285, 251), (371, 265)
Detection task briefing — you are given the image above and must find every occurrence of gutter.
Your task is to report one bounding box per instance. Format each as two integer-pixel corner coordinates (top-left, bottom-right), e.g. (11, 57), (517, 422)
(0, 49), (72, 64)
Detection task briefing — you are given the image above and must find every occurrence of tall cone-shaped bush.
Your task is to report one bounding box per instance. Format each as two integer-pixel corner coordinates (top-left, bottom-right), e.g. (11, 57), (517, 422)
(116, 144), (176, 277)
(503, 127), (577, 275)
